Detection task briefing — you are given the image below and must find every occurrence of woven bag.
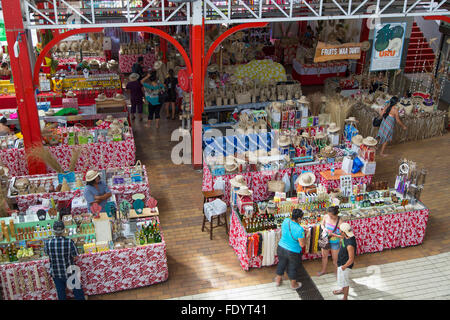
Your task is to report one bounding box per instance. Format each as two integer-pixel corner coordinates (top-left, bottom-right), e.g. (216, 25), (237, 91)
(268, 172), (285, 193)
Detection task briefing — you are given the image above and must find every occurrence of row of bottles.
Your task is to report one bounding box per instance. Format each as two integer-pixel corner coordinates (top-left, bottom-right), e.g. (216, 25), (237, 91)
(0, 244), (19, 263)
(243, 214), (277, 233)
(15, 224), (53, 241)
(135, 219), (162, 245)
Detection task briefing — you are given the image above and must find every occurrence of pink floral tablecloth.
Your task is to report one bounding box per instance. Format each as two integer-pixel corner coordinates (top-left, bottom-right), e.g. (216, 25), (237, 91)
(318, 174), (373, 191)
(203, 161), (343, 204)
(0, 138), (136, 177)
(56, 56), (106, 65)
(0, 237), (168, 300)
(119, 53), (156, 73)
(10, 167), (150, 212)
(229, 208), (429, 270)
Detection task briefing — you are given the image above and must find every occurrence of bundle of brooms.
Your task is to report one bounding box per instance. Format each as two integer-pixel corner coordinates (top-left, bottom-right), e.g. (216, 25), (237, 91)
(26, 144), (82, 173)
(325, 94), (355, 131)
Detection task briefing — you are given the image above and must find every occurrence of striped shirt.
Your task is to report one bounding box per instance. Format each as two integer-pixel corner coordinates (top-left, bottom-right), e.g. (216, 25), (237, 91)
(44, 236), (79, 278)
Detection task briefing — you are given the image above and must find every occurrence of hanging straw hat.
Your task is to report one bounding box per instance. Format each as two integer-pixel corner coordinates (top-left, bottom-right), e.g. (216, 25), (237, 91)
(153, 60), (163, 70)
(230, 175), (247, 188)
(278, 135), (291, 147)
(351, 134), (364, 146)
(362, 136), (378, 146)
(129, 73), (140, 81)
(327, 122), (340, 133)
(298, 95), (309, 104)
(70, 41), (80, 52)
(295, 172), (316, 187)
(345, 116), (359, 123)
(320, 145), (337, 158)
(85, 170), (100, 182)
(207, 64), (218, 73)
(237, 186), (253, 196)
(81, 40), (91, 51)
(95, 93), (107, 102)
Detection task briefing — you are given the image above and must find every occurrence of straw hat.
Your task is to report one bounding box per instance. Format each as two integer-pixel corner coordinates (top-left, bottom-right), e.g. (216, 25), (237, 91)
(113, 93), (126, 101)
(295, 172), (316, 187)
(89, 59), (100, 69)
(91, 40), (102, 51)
(66, 91), (76, 98)
(327, 122), (340, 133)
(70, 41), (80, 52)
(81, 40), (91, 51)
(224, 157), (238, 172)
(107, 59), (118, 70)
(278, 135), (291, 147)
(129, 73), (140, 81)
(339, 223), (354, 237)
(315, 132), (326, 139)
(320, 145), (337, 158)
(271, 102), (282, 112)
(95, 93), (107, 102)
(285, 100), (296, 106)
(298, 95), (309, 104)
(362, 136), (378, 146)
(58, 42), (69, 52)
(153, 60), (163, 70)
(230, 175), (247, 188)
(321, 96), (327, 103)
(345, 116), (359, 123)
(85, 170), (100, 182)
(351, 134), (363, 146)
(207, 64), (218, 73)
(237, 186), (253, 196)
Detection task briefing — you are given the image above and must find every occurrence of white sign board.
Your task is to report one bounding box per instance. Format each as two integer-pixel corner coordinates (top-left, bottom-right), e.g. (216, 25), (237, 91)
(370, 22), (407, 71)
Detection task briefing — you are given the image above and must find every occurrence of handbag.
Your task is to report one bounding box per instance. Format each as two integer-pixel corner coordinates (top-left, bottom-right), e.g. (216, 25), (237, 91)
(268, 172), (286, 193)
(318, 217), (340, 250)
(372, 116), (382, 127)
(131, 160), (143, 183)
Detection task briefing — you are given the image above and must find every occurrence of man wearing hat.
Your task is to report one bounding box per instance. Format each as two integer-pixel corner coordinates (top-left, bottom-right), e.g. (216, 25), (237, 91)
(44, 221), (85, 300)
(126, 73), (145, 121)
(333, 222), (357, 300)
(83, 170), (112, 213)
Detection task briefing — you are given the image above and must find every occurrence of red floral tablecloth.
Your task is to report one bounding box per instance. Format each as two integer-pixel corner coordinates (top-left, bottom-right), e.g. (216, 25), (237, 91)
(229, 208), (429, 270)
(318, 174), (373, 191)
(119, 53), (156, 73)
(56, 56), (106, 66)
(10, 167), (150, 212)
(0, 239), (168, 300)
(202, 161), (343, 204)
(0, 138), (136, 177)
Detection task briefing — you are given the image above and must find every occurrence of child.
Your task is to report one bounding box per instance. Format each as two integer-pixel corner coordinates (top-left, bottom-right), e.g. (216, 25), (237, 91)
(333, 223), (357, 300)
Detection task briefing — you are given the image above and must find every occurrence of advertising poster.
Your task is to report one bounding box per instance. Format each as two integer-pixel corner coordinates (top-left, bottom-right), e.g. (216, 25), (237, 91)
(370, 22), (407, 71)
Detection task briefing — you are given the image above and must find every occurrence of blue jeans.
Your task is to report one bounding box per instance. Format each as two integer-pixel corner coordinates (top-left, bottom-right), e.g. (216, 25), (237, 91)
(52, 277), (85, 300)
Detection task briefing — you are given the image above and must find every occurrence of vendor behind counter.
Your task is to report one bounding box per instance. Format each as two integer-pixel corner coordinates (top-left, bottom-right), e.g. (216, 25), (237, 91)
(83, 170), (112, 213)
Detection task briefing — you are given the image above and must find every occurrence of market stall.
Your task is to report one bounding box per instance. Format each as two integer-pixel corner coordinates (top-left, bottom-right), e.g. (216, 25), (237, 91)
(292, 59), (348, 86)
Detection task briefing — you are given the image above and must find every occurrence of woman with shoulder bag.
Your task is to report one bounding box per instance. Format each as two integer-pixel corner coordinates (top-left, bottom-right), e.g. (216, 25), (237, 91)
(274, 209), (306, 290)
(141, 71), (165, 128)
(317, 206), (343, 276)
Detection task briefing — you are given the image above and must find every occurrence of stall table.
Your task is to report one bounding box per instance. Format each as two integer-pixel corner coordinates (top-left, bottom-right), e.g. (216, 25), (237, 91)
(203, 161), (343, 204)
(229, 206), (429, 270)
(0, 135), (136, 177)
(319, 169), (373, 191)
(292, 59), (348, 85)
(0, 224), (168, 300)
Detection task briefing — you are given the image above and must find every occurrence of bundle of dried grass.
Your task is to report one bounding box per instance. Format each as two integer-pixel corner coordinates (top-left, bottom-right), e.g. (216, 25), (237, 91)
(26, 144), (63, 173)
(0, 184), (9, 217)
(307, 92), (324, 116)
(69, 147), (82, 172)
(325, 94), (355, 130)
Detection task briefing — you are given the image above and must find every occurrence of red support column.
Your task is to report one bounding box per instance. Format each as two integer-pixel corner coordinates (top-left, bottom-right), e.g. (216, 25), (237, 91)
(1, 0), (46, 174)
(356, 18), (370, 75)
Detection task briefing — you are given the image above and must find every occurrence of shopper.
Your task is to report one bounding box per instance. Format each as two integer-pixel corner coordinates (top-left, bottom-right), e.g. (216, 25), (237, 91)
(132, 56), (145, 80)
(142, 71), (164, 128)
(0, 62), (11, 80)
(83, 170), (112, 213)
(274, 209), (306, 290)
(126, 73), (144, 121)
(376, 96), (407, 157)
(333, 223), (357, 300)
(317, 206), (342, 276)
(164, 69), (178, 120)
(0, 118), (11, 135)
(44, 221), (85, 300)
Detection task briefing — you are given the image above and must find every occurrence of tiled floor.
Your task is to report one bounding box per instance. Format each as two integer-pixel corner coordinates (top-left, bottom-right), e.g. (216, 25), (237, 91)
(90, 115), (450, 300)
(169, 252), (450, 300)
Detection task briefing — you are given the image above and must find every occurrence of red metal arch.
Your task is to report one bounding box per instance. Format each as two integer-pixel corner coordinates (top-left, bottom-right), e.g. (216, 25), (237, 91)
(121, 26), (192, 76)
(424, 16), (450, 23)
(33, 28), (104, 87)
(203, 22), (268, 79)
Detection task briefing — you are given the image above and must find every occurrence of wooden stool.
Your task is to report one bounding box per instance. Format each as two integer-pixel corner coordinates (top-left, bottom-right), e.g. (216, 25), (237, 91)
(202, 190), (228, 240)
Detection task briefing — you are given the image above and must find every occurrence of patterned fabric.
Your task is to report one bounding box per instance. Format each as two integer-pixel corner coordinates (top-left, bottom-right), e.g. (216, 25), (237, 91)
(377, 115), (395, 144)
(44, 236), (78, 278)
(229, 208), (429, 270)
(119, 53), (155, 73)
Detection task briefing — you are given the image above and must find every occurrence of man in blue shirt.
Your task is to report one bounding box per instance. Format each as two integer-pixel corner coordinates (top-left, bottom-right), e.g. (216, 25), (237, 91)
(44, 221), (85, 300)
(83, 170), (112, 213)
(275, 209), (306, 290)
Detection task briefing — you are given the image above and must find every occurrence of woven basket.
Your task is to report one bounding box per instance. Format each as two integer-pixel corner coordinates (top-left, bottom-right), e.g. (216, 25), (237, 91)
(268, 172), (285, 193)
